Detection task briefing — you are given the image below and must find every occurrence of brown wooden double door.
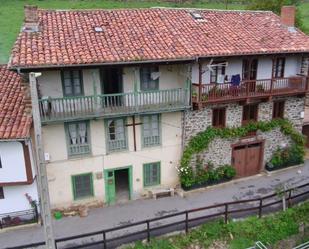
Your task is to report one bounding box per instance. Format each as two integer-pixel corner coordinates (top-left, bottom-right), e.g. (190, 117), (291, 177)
(232, 142), (263, 177)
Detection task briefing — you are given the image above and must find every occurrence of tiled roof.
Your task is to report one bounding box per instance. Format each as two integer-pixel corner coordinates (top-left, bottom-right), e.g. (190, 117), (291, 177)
(0, 65), (32, 139)
(10, 8), (309, 68)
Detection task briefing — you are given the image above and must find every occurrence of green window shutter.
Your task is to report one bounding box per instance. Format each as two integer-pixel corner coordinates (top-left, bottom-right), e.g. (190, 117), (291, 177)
(72, 173), (94, 200)
(140, 67), (159, 91)
(106, 118), (127, 152)
(66, 121), (91, 156)
(61, 70), (84, 97)
(143, 162), (160, 187)
(142, 114), (161, 147)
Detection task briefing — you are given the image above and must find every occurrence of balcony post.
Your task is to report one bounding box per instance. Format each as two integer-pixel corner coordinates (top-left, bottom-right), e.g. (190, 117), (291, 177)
(270, 78), (274, 93)
(270, 57), (275, 94)
(198, 61), (202, 102)
(91, 70), (99, 114)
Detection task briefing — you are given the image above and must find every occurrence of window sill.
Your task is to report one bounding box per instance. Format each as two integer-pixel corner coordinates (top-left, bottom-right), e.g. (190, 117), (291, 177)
(73, 195), (95, 202)
(67, 152), (92, 160)
(142, 144), (162, 150)
(106, 148), (129, 155)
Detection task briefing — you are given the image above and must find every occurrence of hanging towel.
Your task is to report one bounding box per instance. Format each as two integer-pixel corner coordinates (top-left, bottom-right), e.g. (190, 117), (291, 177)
(231, 74), (241, 86)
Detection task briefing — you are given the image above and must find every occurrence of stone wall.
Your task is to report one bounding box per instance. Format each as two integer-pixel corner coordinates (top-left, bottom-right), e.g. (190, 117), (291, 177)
(184, 96), (305, 169)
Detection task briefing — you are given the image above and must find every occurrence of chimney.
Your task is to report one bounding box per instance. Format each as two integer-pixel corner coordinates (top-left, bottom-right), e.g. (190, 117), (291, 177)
(24, 5), (39, 32)
(281, 6), (296, 27)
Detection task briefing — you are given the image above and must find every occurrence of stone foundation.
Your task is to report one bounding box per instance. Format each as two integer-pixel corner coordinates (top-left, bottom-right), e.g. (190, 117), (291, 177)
(184, 97), (304, 169)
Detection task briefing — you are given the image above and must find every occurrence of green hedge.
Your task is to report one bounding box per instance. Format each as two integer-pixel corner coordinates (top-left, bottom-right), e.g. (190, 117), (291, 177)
(266, 143), (304, 171)
(180, 119), (306, 187)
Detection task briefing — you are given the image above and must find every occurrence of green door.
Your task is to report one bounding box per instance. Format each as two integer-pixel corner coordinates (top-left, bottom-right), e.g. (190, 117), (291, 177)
(104, 170), (116, 205)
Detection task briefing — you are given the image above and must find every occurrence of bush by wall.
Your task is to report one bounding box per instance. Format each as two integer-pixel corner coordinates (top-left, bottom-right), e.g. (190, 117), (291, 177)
(266, 143), (304, 171)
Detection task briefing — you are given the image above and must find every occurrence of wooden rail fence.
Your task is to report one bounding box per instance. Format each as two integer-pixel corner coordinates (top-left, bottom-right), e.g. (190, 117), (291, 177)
(6, 181), (309, 249)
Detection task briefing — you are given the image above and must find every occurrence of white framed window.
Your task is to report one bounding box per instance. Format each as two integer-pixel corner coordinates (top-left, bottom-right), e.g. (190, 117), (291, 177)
(66, 121), (91, 156)
(140, 66), (159, 91)
(62, 70), (83, 96)
(142, 114), (161, 147)
(106, 119), (127, 152)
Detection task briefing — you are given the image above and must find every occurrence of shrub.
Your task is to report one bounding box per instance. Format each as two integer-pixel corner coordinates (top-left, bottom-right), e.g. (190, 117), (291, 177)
(181, 162), (236, 189)
(267, 144), (304, 171)
(222, 165), (237, 179)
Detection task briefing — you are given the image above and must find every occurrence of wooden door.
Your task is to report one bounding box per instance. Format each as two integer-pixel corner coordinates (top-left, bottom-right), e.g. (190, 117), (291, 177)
(104, 170), (116, 205)
(246, 143), (262, 176)
(232, 142), (262, 177)
(302, 125), (309, 148)
(233, 145), (247, 177)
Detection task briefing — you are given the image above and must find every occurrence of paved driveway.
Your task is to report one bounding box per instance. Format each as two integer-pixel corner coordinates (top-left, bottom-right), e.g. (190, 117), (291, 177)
(1, 162), (309, 248)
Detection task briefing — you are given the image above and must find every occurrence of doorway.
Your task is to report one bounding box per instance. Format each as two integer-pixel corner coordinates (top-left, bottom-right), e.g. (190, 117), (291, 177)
(104, 166), (132, 205)
(302, 124), (309, 148)
(243, 58), (258, 92)
(101, 68), (123, 106)
(232, 141), (263, 177)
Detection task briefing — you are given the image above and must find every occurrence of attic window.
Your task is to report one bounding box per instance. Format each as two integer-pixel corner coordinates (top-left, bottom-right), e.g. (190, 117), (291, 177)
(190, 12), (203, 20)
(94, 27), (103, 32)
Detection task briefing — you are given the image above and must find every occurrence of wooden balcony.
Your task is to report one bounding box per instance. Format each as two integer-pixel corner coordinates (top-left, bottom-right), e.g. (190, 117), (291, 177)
(39, 88), (189, 123)
(192, 76), (309, 106)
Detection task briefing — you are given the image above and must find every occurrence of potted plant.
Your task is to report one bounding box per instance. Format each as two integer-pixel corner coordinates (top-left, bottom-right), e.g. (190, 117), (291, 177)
(192, 92), (197, 102)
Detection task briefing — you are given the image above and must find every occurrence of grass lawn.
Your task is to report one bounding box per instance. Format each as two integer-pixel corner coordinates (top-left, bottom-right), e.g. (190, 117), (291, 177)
(126, 201), (309, 249)
(1, 1), (309, 64)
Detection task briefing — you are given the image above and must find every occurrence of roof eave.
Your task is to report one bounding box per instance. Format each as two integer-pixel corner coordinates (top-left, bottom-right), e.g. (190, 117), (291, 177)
(10, 50), (309, 72)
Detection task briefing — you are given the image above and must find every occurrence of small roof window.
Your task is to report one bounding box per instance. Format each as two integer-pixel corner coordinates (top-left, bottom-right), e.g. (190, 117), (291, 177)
(94, 26), (103, 32)
(190, 11), (204, 20)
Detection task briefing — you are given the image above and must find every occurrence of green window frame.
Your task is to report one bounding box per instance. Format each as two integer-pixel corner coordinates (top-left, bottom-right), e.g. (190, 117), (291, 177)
(65, 121), (91, 156)
(143, 162), (161, 187)
(142, 114), (161, 147)
(71, 173), (94, 200)
(140, 66), (159, 91)
(61, 70), (84, 97)
(106, 118), (127, 152)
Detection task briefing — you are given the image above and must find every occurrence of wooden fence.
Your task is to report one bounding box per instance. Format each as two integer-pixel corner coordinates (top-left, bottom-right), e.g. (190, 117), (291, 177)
(0, 207), (38, 230)
(6, 181), (309, 249)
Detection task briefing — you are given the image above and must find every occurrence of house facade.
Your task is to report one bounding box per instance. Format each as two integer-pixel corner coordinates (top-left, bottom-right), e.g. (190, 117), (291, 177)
(8, 6), (309, 208)
(187, 55), (307, 177)
(36, 65), (188, 207)
(0, 65), (38, 214)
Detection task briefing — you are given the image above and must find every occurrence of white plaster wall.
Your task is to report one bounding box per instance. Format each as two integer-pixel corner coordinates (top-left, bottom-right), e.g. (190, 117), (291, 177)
(0, 142), (27, 183)
(256, 57), (272, 80)
(191, 55), (302, 84)
(38, 65), (186, 99)
(83, 69), (101, 95)
(123, 67), (135, 92)
(0, 181), (39, 214)
(38, 71), (63, 98)
(285, 56), (301, 77)
(43, 112), (182, 208)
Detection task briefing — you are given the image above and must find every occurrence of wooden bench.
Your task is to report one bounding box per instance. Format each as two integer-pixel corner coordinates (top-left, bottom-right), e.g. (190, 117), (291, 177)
(149, 187), (175, 199)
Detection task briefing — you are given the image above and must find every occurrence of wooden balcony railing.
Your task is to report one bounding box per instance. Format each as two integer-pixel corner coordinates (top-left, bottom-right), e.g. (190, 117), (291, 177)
(39, 88), (189, 123)
(192, 76), (308, 104)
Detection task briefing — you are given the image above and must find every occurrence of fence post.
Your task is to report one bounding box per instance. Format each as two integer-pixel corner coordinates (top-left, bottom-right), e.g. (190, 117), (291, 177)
(185, 211), (189, 234)
(287, 189), (292, 208)
(103, 231), (107, 249)
(258, 198), (263, 218)
(0, 219), (2, 229)
(224, 204), (228, 224)
(146, 220), (150, 242)
(34, 204), (39, 223)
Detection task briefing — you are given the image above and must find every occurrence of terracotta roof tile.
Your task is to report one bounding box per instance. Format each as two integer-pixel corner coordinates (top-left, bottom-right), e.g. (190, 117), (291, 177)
(0, 65), (32, 139)
(9, 8), (309, 68)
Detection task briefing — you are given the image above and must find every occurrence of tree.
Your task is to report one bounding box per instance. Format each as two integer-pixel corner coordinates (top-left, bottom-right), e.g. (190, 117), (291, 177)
(247, 0), (305, 31)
